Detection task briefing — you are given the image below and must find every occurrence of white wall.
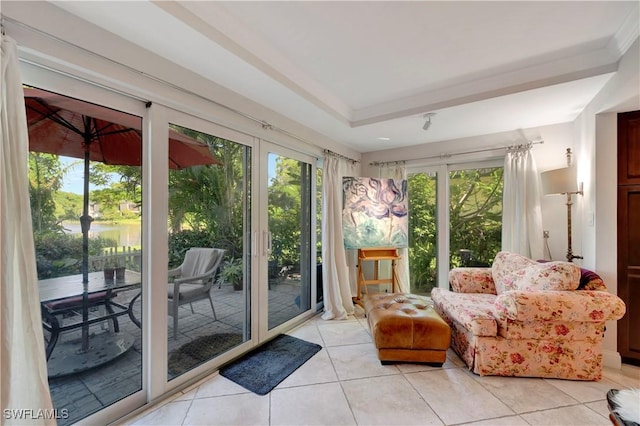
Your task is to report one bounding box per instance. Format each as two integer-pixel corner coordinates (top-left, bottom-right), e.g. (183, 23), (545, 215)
(573, 37), (640, 366)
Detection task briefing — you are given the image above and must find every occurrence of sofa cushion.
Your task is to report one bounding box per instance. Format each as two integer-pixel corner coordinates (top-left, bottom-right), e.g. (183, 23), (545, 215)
(507, 262), (580, 292)
(430, 288), (497, 337)
(491, 251), (537, 294)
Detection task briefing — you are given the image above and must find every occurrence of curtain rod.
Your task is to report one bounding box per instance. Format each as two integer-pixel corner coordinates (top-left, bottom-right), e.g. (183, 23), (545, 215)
(370, 140), (543, 166)
(324, 149), (360, 164)
(3, 15), (319, 151)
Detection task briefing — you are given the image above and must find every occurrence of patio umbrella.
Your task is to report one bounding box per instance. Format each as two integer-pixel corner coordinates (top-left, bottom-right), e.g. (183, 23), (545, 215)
(24, 87), (221, 350)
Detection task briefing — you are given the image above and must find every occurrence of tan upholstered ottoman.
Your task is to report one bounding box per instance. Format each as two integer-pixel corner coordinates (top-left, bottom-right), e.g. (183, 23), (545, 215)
(363, 293), (451, 365)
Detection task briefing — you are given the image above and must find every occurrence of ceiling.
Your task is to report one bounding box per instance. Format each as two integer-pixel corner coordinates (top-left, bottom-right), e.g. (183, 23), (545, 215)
(50, 1), (639, 152)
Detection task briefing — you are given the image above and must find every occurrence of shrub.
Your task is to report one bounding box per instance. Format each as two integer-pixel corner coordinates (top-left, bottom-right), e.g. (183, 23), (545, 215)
(168, 230), (217, 268)
(34, 231), (116, 279)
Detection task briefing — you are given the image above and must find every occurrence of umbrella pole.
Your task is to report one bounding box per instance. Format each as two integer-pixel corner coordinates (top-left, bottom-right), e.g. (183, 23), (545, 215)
(80, 147), (93, 352)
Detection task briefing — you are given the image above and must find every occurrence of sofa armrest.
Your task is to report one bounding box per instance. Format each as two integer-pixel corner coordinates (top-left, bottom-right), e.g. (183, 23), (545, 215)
(449, 267), (496, 294)
(494, 290), (626, 322)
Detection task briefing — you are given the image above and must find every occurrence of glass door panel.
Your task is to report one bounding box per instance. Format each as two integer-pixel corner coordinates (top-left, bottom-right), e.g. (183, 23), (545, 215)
(408, 171), (438, 295)
(27, 86), (144, 425)
(448, 166), (503, 268)
(166, 124), (251, 380)
(266, 151), (313, 330)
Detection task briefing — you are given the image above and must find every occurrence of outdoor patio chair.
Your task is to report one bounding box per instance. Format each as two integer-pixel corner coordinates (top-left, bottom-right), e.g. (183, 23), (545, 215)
(168, 247), (225, 339)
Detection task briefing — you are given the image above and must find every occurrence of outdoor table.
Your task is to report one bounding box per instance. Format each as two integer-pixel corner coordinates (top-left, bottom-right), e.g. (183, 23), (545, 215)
(39, 270), (141, 375)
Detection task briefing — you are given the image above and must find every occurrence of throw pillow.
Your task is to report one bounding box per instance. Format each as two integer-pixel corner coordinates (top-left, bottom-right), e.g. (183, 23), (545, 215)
(508, 261), (581, 292)
(538, 259), (607, 291)
(491, 251), (537, 294)
(579, 268), (606, 290)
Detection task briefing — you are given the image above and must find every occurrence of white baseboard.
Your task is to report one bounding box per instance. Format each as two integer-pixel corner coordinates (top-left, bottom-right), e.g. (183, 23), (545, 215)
(603, 349), (622, 369)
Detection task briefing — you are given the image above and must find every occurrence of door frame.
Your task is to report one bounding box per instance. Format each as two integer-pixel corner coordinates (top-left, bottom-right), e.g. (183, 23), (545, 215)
(255, 140), (318, 342)
(22, 64), (150, 424)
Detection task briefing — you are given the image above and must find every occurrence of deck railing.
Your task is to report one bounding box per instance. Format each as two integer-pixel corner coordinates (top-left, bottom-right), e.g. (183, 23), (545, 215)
(90, 247), (142, 272)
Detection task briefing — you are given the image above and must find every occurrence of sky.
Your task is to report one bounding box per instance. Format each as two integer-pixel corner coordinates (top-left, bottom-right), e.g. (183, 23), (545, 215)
(60, 157), (89, 194)
(60, 157), (116, 195)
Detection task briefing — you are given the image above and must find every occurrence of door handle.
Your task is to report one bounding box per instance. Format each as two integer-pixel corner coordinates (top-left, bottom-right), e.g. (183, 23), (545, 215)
(263, 230), (268, 256)
(252, 231), (257, 257)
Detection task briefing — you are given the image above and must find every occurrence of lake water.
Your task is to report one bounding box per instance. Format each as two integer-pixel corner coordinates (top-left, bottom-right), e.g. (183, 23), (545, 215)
(63, 221), (142, 248)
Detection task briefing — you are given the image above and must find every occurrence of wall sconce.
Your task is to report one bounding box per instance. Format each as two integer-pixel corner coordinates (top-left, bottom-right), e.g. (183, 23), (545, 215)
(540, 148), (584, 262)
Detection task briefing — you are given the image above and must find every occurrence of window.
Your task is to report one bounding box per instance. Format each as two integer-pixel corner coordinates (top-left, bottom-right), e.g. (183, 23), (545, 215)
(448, 165), (503, 268)
(408, 161), (503, 292)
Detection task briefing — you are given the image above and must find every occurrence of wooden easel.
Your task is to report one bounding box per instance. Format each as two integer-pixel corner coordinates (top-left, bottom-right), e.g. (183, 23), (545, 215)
(355, 247), (400, 304)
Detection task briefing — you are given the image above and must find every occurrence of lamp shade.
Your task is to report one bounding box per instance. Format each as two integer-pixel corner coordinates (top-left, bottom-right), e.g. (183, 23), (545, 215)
(540, 167), (578, 195)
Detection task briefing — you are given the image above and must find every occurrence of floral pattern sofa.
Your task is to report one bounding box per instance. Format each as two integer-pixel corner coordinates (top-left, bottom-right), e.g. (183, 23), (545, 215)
(431, 251), (626, 380)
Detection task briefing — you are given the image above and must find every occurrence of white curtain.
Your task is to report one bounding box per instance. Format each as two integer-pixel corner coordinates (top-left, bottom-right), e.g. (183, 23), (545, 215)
(321, 155), (356, 320)
(502, 145), (544, 259)
(378, 163), (410, 293)
(1, 36), (55, 424)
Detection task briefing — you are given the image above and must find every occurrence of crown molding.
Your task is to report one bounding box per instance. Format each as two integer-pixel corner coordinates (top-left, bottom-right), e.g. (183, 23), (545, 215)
(606, 3), (639, 57)
(351, 49), (618, 127)
(153, 1), (353, 126)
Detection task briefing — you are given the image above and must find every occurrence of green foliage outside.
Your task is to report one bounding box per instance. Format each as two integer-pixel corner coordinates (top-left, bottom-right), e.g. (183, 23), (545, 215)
(34, 232), (117, 279)
(216, 258), (244, 290)
(53, 191), (83, 221)
(167, 128), (247, 267)
(407, 173), (438, 294)
(29, 153), (118, 278)
(268, 156), (306, 269)
(408, 167), (503, 295)
(29, 133), (502, 291)
(29, 127), (250, 277)
(29, 153), (65, 233)
(29, 118), (325, 282)
(266, 155), (323, 270)
(448, 168), (503, 267)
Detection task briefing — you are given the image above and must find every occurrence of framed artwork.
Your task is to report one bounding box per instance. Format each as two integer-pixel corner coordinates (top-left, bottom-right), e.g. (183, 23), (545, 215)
(342, 177), (408, 249)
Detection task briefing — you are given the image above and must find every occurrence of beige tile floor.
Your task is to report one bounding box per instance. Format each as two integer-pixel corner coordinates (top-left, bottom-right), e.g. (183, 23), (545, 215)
(123, 308), (640, 426)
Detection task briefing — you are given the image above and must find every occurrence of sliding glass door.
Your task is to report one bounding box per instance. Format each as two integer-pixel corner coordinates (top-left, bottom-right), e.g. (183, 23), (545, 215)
(259, 143), (316, 338)
(24, 71), (319, 425)
(165, 122), (252, 381)
(25, 83), (146, 425)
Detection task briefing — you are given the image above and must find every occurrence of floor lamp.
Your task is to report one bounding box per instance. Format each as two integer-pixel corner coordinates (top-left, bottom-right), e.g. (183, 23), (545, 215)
(540, 149), (584, 262)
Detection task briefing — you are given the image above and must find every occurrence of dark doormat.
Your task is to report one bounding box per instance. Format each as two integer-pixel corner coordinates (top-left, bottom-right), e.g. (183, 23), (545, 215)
(220, 334), (322, 395)
(169, 333), (243, 376)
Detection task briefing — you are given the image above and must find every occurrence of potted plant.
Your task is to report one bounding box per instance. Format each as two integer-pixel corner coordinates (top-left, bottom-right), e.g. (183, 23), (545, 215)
(217, 258), (244, 291)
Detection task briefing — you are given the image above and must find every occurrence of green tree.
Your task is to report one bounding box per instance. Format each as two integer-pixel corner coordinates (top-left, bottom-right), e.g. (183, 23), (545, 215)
(267, 156), (312, 267)
(91, 184), (130, 221)
(448, 168), (503, 267)
(29, 153), (65, 233)
(53, 191), (82, 220)
(407, 173), (438, 294)
(92, 163), (142, 206)
(407, 166), (503, 294)
(167, 127), (248, 261)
